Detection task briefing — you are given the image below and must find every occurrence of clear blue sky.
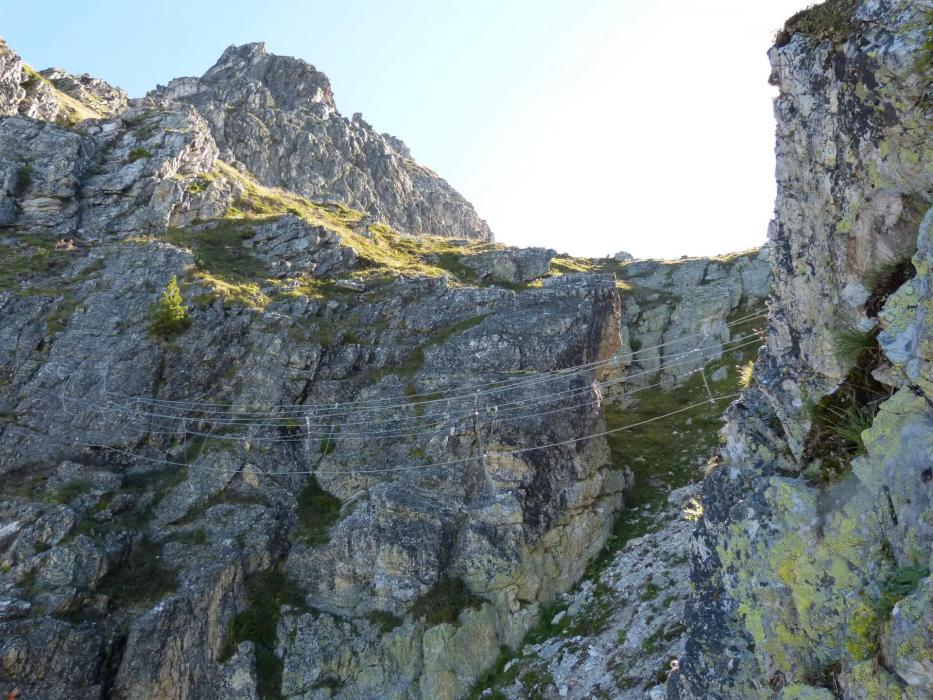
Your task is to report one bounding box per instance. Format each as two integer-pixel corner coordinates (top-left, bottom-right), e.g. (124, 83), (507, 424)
(2, 0), (810, 259)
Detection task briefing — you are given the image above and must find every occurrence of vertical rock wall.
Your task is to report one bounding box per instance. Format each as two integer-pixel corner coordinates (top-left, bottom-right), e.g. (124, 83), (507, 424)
(671, 1), (932, 697)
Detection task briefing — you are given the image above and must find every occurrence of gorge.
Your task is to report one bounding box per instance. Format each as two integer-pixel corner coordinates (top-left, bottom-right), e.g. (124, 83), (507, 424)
(0, 1), (931, 698)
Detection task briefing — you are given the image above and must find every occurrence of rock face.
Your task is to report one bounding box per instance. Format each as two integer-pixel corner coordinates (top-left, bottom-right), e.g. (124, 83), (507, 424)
(0, 38), (125, 124)
(461, 247), (557, 285)
(670, 1), (933, 698)
(0, 34), (641, 698)
(149, 43), (493, 241)
(613, 248), (770, 387)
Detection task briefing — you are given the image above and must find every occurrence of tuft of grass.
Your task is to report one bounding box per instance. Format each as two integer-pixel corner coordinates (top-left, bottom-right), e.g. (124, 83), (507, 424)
(682, 498), (704, 522)
(833, 326), (878, 368)
(822, 405), (874, 453)
(219, 567), (307, 699)
(409, 577), (485, 626)
(126, 147), (153, 163)
(864, 253), (917, 317)
(296, 476), (342, 546)
(849, 558), (929, 661)
(44, 479), (91, 505)
(864, 254), (916, 297)
(803, 335), (889, 484)
(737, 360), (756, 390)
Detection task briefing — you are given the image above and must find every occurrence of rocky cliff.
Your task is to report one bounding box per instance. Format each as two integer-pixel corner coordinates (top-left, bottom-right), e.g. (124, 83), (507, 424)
(0, 36), (772, 700)
(4, 0), (928, 695)
(670, 1), (933, 698)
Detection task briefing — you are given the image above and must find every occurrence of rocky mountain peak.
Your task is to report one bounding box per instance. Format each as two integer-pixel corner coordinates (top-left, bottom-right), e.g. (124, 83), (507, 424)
(200, 41), (337, 113)
(144, 42), (493, 240)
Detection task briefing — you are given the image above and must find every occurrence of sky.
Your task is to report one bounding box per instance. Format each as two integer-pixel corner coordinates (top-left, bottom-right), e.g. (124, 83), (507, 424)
(1, 0), (812, 259)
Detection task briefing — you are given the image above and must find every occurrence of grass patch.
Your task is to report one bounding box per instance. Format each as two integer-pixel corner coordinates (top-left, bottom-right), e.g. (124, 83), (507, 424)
(805, 322), (888, 483)
(219, 567), (307, 699)
(296, 476), (341, 546)
(775, 0), (859, 47)
(0, 234), (75, 293)
(43, 479), (91, 505)
(21, 64), (103, 125)
(409, 577), (485, 626)
(126, 147), (153, 163)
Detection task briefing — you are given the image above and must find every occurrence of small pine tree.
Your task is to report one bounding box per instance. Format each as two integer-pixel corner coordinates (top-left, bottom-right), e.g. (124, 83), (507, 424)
(149, 276), (189, 337)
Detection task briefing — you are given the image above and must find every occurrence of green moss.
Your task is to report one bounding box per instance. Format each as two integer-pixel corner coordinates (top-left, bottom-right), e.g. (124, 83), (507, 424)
(364, 610), (403, 633)
(126, 147), (153, 163)
(409, 577), (485, 626)
(43, 479), (91, 505)
(296, 476), (341, 546)
(97, 537), (177, 608)
(219, 567), (307, 700)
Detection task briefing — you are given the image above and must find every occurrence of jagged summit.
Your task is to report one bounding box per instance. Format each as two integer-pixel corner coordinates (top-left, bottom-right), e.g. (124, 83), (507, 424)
(150, 41), (493, 240)
(196, 42), (337, 113)
(0, 37), (492, 241)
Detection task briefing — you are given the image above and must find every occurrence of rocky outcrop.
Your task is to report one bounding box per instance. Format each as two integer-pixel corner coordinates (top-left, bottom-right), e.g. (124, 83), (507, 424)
(40, 67), (128, 116)
(461, 247), (556, 286)
(476, 484), (700, 700)
(0, 38), (124, 124)
(149, 43), (493, 241)
(614, 248), (770, 387)
(671, 1), (932, 698)
(0, 104), (232, 236)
